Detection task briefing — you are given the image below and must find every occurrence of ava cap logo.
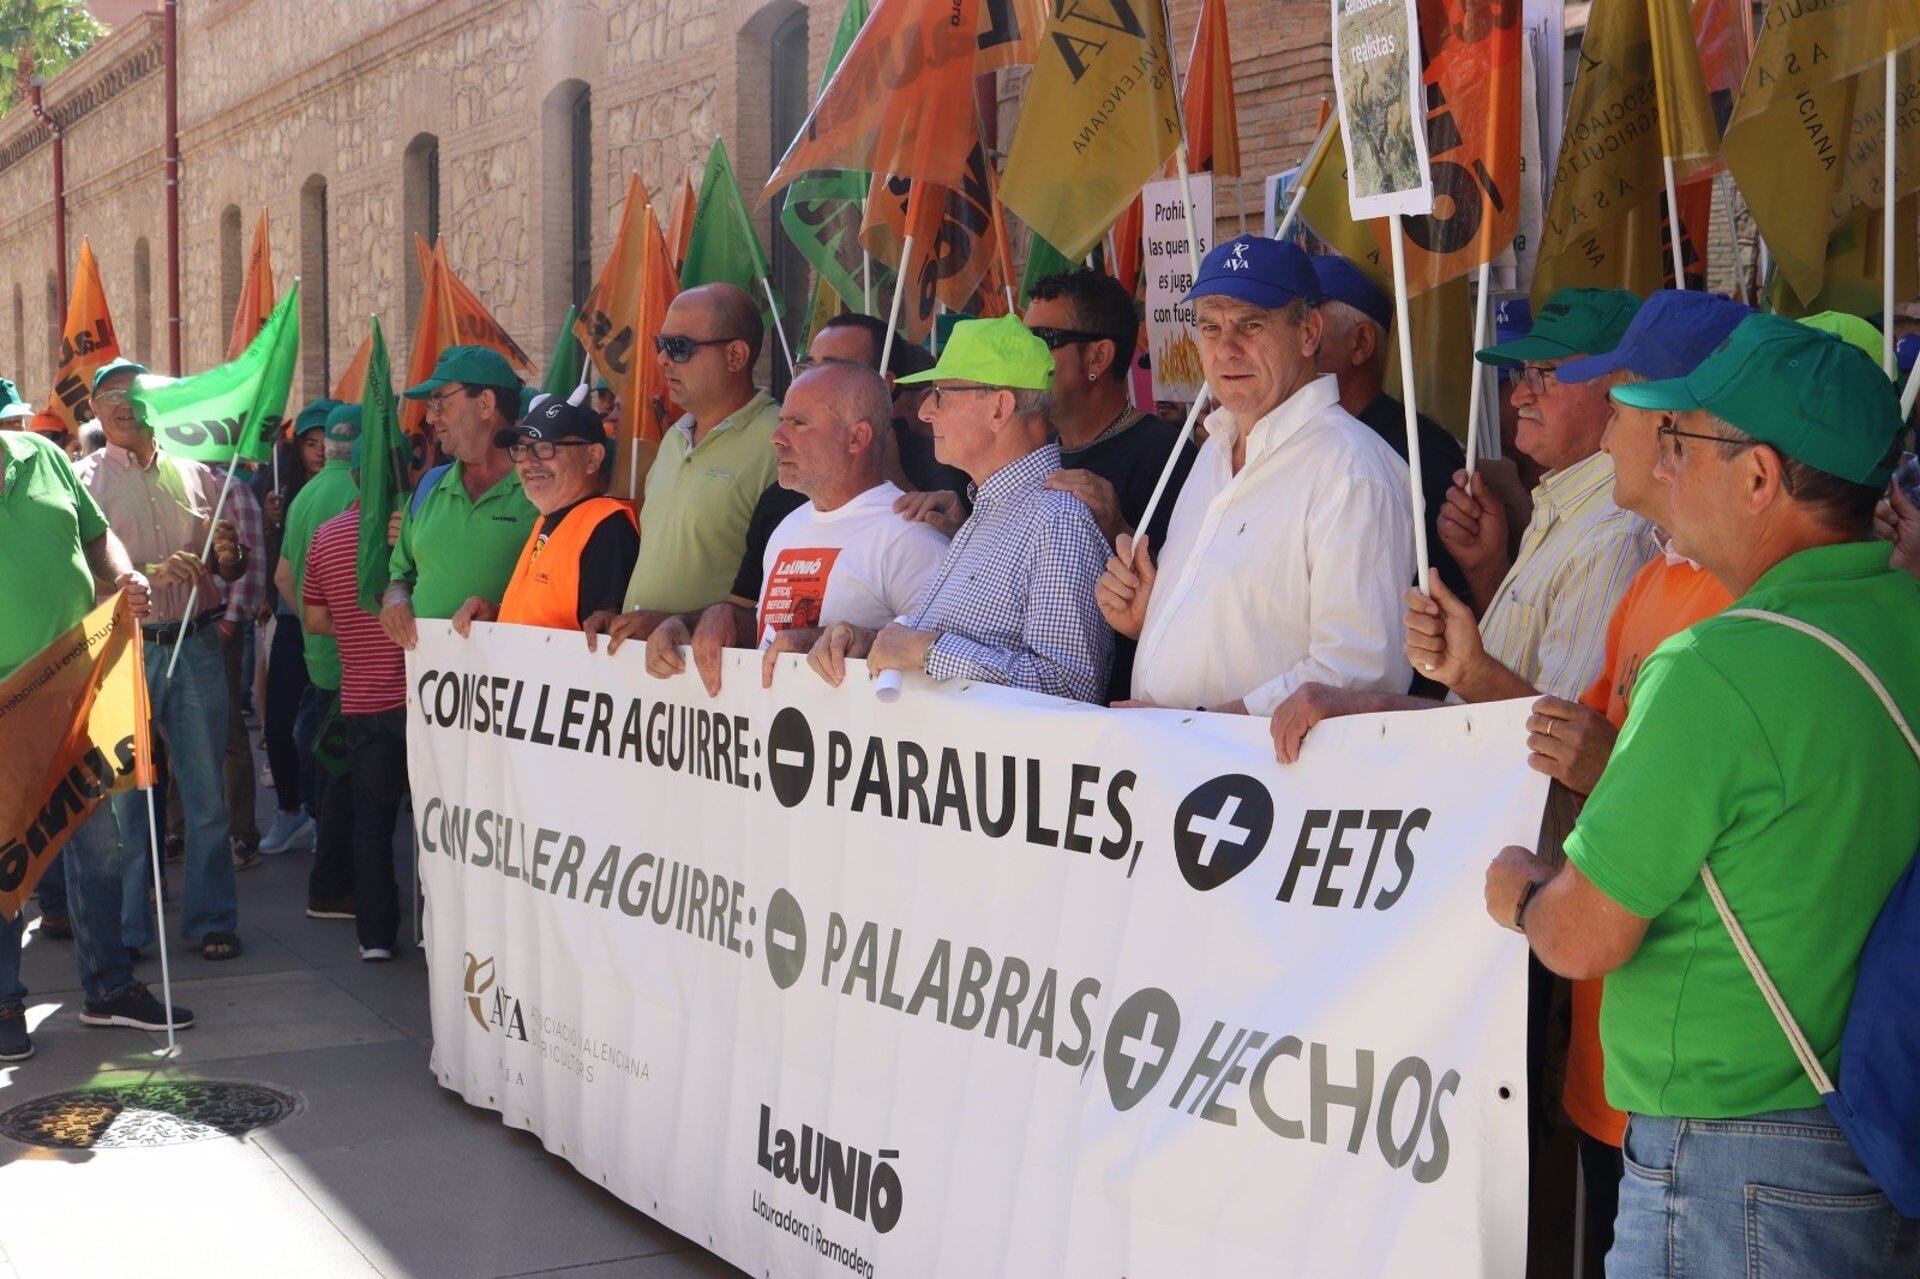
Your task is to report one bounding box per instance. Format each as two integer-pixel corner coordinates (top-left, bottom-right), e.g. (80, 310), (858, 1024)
(464, 951), (496, 1032)
(1172, 774), (1274, 891)
(1223, 240), (1252, 272)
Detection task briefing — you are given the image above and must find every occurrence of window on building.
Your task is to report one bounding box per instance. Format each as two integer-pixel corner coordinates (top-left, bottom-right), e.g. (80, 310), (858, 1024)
(219, 205), (243, 331)
(571, 90), (593, 310)
(766, 7), (809, 395)
(404, 133), (441, 331)
(541, 81), (593, 344)
(300, 175), (331, 394)
(134, 238), (152, 365)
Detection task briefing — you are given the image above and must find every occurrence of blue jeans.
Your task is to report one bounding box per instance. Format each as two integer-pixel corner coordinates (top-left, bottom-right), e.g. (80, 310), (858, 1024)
(110, 626), (237, 946)
(1612, 1106), (1920, 1277)
(0, 808), (137, 1007)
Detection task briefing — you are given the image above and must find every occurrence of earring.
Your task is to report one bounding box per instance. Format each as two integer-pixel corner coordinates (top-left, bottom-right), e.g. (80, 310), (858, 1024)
(1088, 372), (1098, 382)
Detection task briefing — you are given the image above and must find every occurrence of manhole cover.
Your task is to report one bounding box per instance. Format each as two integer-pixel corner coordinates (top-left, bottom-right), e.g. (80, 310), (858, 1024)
(0, 1081), (299, 1150)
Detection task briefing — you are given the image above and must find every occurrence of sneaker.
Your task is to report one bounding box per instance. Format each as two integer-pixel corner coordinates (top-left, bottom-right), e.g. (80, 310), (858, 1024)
(231, 839), (262, 871)
(359, 946), (393, 963)
(259, 811), (314, 855)
(79, 984), (194, 1031)
(306, 896), (356, 920)
(36, 913), (72, 940)
(0, 1005), (30, 1061)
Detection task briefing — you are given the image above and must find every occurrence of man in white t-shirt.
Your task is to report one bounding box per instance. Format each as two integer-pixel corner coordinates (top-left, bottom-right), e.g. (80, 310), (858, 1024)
(644, 361), (949, 692)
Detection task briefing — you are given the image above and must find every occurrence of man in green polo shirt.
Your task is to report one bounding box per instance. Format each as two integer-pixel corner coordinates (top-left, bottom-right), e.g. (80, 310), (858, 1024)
(1484, 314), (1920, 1274)
(586, 284), (780, 653)
(381, 346), (536, 645)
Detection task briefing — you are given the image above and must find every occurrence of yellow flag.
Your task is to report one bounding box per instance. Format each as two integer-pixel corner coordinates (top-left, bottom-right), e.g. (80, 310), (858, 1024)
(1648, 0), (1720, 180)
(1296, 120), (1389, 284)
(1767, 197), (1920, 318)
(1000, 0), (1182, 262)
(1723, 0), (1920, 303)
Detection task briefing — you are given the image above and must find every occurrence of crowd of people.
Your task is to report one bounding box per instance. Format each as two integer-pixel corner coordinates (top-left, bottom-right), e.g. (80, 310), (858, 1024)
(3, 234), (1918, 1273)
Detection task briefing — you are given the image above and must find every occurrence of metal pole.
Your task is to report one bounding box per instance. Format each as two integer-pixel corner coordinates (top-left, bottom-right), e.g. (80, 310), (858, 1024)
(164, 0), (183, 374)
(1464, 260), (1492, 475)
(1390, 217), (1433, 589)
(1886, 50), (1900, 376)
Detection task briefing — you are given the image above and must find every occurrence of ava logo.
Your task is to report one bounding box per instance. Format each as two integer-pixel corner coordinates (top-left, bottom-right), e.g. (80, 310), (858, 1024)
(1172, 774), (1274, 891)
(1102, 987), (1181, 1111)
(463, 952), (496, 1031)
(766, 707), (816, 809)
(1222, 241), (1252, 272)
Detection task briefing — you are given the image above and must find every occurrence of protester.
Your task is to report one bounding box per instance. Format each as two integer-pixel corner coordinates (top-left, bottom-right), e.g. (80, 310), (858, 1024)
(803, 316), (1111, 703)
(302, 434), (411, 963)
(644, 360), (948, 692)
(1310, 252), (1468, 597)
(0, 428), (193, 1059)
(78, 357), (249, 962)
(452, 398), (637, 633)
(1097, 236), (1414, 714)
(382, 345), (537, 648)
(588, 283), (780, 651)
(809, 312), (969, 501)
(1487, 315), (1920, 1274)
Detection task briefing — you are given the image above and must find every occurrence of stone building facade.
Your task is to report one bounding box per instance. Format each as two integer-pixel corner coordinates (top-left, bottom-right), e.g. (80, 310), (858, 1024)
(0, 0), (1331, 408)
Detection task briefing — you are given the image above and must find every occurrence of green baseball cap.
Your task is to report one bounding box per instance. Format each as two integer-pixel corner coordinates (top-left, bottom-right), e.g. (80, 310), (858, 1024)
(402, 345), (523, 400)
(295, 397), (343, 436)
(1476, 288), (1641, 367)
(323, 403), (363, 442)
(91, 357), (149, 393)
(1795, 311), (1884, 368)
(0, 401), (33, 422)
(895, 316), (1053, 391)
(1611, 313), (1902, 487)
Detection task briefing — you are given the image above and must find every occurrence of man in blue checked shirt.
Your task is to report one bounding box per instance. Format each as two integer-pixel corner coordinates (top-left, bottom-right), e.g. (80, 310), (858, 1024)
(804, 316), (1113, 703)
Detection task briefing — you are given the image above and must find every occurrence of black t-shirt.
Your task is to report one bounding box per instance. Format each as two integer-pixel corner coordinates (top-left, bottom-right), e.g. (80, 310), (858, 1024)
(1058, 411), (1197, 705)
(1354, 393), (1470, 600)
(538, 498), (641, 625)
(729, 482), (810, 605)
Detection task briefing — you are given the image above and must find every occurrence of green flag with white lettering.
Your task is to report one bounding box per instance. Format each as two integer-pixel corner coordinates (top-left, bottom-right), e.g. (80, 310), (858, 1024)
(132, 283), (301, 464)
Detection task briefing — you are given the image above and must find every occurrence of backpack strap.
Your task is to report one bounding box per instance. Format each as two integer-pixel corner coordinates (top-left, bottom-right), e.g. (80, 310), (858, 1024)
(1694, 607), (1920, 1098)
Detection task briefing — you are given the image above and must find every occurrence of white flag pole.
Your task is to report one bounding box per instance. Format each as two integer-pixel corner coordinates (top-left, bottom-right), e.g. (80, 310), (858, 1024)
(1389, 217), (1433, 589)
(863, 255), (873, 315)
(1464, 260), (1493, 475)
(164, 455), (242, 679)
(1663, 154), (1687, 289)
(1885, 50), (1899, 377)
(760, 277), (796, 375)
(142, 784), (180, 1057)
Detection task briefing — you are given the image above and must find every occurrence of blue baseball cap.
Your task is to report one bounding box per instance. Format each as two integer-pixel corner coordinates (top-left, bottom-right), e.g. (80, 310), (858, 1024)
(1311, 254), (1392, 330)
(1559, 291), (1752, 384)
(1900, 332), (1920, 375)
(1494, 297), (1532, 347)
(1184, 236), (1320, 310)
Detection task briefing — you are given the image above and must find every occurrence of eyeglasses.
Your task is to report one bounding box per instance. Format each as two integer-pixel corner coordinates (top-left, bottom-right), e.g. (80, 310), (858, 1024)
(1027, 326), (1126, 351)
(424, 386), (467, 416)
(1656, 422), (1756, 464)
(91, 391), (129, 408)
(506, 439), (594, 462)
(927, 384), (1003, 409)
(1517, 365), (1561, 396)
(654, 334), (736, 363)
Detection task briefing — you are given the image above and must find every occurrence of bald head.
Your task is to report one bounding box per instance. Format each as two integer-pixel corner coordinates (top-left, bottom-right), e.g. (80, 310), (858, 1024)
(659, 282), (765, 423)
(772, 360), (892, 508)
(679, 283), (763, 366)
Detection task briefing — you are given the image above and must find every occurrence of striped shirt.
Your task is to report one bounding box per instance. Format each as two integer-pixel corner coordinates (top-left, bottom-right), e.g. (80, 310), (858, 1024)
(1478, 451), (1657, 700)
(76, 442), (227, 624)
(304, 504), (406, 715)
(905, 443), (1113, 704)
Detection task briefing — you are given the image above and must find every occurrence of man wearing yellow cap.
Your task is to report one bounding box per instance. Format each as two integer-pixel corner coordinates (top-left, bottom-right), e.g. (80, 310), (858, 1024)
(803, 316), (1112, 704)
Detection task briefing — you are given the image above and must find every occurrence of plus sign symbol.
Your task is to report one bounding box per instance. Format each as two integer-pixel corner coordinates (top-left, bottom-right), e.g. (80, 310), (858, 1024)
(1101, 987), (1182, 1112)
(765, 707), (816, 809)
(1171, 774), (1274, 891)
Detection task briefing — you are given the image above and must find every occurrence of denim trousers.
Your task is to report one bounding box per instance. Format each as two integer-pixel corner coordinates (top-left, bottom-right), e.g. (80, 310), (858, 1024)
(262, 611), (310, 813)
(110, 626), (237, 946)
(1611, 1105), (1920, 1277)
(0, 808), (137, 1007)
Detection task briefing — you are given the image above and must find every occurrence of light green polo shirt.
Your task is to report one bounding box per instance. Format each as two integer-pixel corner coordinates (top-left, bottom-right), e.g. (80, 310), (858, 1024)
(622, 391), (780, 614)
(0, 432), (107, 680)
(390, 462), (536, 620)
(1565, 541), (1920, 1119)
(284, 460), (359, 690)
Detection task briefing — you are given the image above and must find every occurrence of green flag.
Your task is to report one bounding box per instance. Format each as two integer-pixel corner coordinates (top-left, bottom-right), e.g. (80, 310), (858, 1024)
(778, 0), (886, 313)
(542, 304), (585, 399)
(683, 138), (779, 317)
(1020, 234), (1079, 307)
(354, 316), (404, 615)
(133, 282), (301, 463)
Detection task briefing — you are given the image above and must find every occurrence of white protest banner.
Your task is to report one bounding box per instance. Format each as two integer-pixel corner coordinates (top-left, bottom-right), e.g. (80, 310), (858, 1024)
(1142, 172), (1213, 403)
(410, 622), (1546, 1278)
(1331, 0), (1435, 221)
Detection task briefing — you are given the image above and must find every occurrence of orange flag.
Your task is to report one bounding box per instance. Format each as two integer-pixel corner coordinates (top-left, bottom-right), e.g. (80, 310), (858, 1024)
(398, 237), (453, 469)
(1183, 0), (1241, 177)
(764, 0), (984, 199)
(975, 0), (1050, 71)
(860, 140), (1002, 339)
(1111, 198), (1145, 297)
(225, 210), (276, 361)
(48, 240), (121, 432)
(666, 169), (698, 276)
(435, 241), (538, 376)
(331, 331), (373, 403)
(0, 594), (154, 920)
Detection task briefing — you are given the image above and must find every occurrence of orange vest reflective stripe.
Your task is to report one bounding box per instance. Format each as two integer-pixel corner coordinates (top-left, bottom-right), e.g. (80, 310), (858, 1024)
(497, 497), (637, 631)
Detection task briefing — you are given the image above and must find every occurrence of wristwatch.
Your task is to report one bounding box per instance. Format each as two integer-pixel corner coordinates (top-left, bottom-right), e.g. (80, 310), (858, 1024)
(1514, 879), (1542, 932)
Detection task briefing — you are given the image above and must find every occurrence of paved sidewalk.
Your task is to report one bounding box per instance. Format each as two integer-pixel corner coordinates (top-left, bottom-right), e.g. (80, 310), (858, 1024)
(0, 730), (741, 1279)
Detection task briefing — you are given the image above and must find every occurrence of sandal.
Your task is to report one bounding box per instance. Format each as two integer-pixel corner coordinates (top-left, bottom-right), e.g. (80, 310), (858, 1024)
(201, 931), (243, 961)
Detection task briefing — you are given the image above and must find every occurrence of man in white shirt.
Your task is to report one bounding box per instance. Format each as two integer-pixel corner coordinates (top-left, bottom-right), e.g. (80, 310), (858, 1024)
(1096, 235), (1415, 713)
(643, 360), (948, 693)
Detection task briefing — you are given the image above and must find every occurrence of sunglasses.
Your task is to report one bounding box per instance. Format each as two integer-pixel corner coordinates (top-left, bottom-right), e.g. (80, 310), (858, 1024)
(506, 439), (596, 462)
(1027, 326), (1127, 351)
(654, 334), (736, 363)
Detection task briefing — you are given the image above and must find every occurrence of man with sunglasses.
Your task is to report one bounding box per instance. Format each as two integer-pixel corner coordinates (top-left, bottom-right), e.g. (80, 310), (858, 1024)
(804, 316), (1112, 703)
(383, 346), (536, 651)
(589, 284), (780, 654)
(451, 398), (636, 633)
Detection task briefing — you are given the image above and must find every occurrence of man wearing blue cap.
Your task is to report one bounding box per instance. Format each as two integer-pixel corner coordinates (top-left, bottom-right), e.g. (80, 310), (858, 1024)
(1098, 235), (1415, 713)
(1310, 252), (1467, 599)
(1485, 314), (1920, 1276)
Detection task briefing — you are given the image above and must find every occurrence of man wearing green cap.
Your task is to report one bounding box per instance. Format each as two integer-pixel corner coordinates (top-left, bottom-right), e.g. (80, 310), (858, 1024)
(802, 315), (1112, 703)
(381, 345), (536, 649)
(78, 356), (250, 962)
(1485, 315), (1920, 1275)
